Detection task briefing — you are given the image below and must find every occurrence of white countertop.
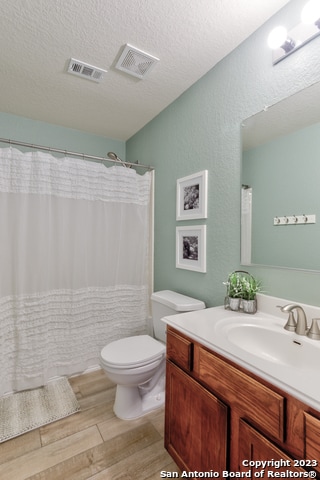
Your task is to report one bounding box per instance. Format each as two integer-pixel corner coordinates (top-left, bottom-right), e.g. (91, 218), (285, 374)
(162, 301), (320, 411)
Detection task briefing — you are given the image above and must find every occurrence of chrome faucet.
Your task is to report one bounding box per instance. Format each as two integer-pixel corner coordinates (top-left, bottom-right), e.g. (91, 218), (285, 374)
(279, 304), (308, 335)
(279, 304), (320, 340)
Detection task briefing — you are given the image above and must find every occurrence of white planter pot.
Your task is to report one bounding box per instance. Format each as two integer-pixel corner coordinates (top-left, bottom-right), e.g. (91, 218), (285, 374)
(242, 299), (257, 314)
(229, 297), (241, 311)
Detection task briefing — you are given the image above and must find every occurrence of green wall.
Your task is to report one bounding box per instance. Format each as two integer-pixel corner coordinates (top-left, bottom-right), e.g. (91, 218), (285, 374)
(127, 0), (320, 307)
(0, 112), (125, 160)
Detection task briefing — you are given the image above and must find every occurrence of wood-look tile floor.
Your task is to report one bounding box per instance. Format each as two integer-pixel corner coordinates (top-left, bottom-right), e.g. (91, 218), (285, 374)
(0, 369), (181, 480)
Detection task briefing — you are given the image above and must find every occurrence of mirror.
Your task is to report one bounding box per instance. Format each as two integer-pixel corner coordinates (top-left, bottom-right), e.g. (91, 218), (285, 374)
(241, 81), (320, 271)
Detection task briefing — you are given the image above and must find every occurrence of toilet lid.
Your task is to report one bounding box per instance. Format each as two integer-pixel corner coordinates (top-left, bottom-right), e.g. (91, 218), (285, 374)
(101, 335), (165, 367)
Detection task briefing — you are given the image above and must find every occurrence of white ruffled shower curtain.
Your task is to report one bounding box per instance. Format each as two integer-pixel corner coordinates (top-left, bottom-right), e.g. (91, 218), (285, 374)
(0, 147), (153, 396)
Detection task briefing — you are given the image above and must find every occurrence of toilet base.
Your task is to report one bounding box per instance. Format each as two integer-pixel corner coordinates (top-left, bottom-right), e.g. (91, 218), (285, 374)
(113, 374), (165, 420)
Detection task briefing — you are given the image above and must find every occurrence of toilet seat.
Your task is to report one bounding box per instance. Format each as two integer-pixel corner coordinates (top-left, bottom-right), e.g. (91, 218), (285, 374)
(100, 335), (165, 369)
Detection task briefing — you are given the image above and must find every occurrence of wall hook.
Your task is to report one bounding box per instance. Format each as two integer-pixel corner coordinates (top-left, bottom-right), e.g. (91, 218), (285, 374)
(274, 214), (316, 226)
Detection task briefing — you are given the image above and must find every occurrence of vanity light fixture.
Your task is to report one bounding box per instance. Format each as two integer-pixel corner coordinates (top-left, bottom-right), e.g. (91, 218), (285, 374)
(268, 0), (320, 64)
(267, 26), (295, 53)
(301, 0), (320, 25)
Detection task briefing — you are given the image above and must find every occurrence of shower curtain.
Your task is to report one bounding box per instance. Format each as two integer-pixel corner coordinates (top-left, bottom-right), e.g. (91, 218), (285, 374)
(0, 147), (153, 396)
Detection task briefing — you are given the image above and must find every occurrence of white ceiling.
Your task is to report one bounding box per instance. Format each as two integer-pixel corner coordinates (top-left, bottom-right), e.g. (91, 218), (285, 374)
(0, 0), (290, 141)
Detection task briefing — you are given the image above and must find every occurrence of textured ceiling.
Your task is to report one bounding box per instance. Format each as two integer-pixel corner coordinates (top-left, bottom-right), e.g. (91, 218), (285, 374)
(0, 0), (290, 141)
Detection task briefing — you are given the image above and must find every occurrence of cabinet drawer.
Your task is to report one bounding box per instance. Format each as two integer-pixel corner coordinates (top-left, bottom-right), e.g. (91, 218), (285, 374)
(166, 328), (193, 371)
(305, 413), (320, 471)
(197, 347), (284, 442)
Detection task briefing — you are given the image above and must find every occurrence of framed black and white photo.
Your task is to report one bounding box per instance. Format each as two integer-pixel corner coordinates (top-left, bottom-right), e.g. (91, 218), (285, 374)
(176, 170), (208, 220)
(176, 225), (206, 272)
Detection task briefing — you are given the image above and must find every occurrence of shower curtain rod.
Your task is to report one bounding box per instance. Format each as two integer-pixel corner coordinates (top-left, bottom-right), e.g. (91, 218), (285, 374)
(0, 137), (154, 171)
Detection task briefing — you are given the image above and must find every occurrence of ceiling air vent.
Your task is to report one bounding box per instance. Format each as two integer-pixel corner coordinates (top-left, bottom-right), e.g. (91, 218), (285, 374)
(67, 58), (107, 83)
(115, 44), (159, 79)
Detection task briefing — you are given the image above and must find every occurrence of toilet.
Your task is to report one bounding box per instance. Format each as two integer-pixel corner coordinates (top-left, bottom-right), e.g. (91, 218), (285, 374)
(100, 290), (205, 420)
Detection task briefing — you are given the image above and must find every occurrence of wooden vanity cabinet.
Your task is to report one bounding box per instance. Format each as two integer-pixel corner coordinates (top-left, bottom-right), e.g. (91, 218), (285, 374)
(165, 326), (320, 475)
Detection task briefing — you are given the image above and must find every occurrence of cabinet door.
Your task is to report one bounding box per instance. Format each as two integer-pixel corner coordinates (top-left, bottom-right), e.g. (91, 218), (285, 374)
(305, 412), (320, 474)
(238, 420), (309, 476)
(165, 360), (228, 472)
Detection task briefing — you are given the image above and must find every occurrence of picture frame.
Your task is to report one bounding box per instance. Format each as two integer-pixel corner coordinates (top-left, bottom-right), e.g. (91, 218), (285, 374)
(176, 225), (206, 273)
(176, 170), (208, 220)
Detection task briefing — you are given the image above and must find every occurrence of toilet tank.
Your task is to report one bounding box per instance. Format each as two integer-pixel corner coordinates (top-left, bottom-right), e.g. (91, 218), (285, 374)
(151, 290), (205, 342)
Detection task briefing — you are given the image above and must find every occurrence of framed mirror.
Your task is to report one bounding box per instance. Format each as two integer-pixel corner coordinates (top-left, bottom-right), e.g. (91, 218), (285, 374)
(241, 81), (320, 271)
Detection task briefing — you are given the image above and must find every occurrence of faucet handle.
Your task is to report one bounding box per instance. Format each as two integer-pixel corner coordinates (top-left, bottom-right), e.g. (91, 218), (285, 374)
(277, 305), (287, 312)
(307, 319), (320, 340)
(277, 305), (297, 332)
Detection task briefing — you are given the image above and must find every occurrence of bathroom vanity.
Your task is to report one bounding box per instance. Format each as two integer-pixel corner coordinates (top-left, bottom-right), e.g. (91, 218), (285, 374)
(162, 297), (320, 475)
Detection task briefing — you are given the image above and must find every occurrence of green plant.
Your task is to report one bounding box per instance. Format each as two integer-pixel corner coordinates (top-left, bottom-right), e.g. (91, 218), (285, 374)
(241, 276), (262, 301)
(223, 272), (243, 298)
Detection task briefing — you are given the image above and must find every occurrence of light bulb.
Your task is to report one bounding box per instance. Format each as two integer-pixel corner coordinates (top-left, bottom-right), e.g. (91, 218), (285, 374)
(267, 26), (288, 49)
(301, 0), (320, 24)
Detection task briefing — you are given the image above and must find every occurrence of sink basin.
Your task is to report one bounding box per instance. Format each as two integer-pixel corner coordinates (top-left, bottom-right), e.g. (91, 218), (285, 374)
(216, 317), (320, 370)
(162, 305), (320, 410)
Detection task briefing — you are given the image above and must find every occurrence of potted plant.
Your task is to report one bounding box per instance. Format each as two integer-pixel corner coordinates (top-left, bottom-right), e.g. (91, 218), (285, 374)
(224, 272), (243, 311)
(241, 275), (262, 313)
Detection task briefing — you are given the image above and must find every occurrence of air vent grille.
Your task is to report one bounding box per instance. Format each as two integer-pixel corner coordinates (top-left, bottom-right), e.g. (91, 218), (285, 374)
(67, 58), (107, 83)
(115, 44), (159, 79)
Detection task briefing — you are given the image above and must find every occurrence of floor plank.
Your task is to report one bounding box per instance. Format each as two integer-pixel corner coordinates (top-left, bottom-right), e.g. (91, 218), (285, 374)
(0, 430), (41, 464)
(40, 402), (114, 446)
(96, 439), (177, 479)
(0, 426), (103, 480)
(27, 423), (162, 480)
(0, 369), (180, 480)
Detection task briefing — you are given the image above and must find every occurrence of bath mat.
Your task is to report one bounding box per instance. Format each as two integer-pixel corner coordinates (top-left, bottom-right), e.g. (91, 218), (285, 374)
(0, 377), (80, 443)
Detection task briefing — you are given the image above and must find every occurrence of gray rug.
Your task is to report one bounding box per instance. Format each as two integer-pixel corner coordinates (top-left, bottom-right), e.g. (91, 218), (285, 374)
(0, 377), (80, 443)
